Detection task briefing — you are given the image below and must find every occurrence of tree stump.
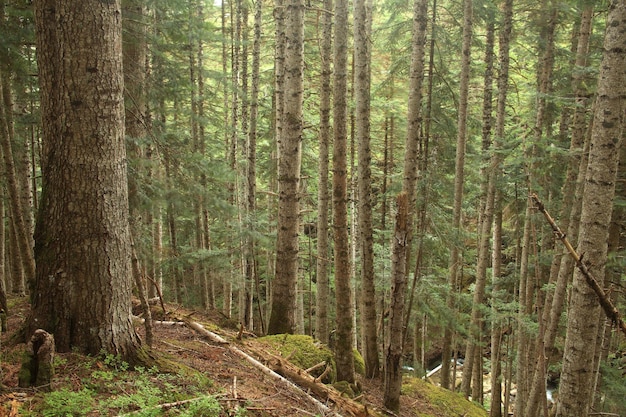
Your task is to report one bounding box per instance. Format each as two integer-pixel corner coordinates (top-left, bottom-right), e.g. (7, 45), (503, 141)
(19, 329), (55, 391)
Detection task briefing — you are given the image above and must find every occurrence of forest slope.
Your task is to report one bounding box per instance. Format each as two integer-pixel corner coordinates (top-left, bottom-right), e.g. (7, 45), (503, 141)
(0, 296), (486, 417)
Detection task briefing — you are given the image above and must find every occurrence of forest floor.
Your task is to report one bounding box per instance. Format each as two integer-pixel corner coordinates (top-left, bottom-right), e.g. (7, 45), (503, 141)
(0, 296), (487, 417)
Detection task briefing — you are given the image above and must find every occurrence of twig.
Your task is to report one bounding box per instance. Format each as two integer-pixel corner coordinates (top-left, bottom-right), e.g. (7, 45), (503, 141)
(531, 193), (626, 337)
(305, 361), (326, 374)
(314, 364), (332, 383)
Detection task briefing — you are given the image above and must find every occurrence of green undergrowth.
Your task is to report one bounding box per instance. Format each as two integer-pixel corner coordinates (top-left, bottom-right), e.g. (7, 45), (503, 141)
(402, 377), (487, 417)
(20, 350), (235, 417)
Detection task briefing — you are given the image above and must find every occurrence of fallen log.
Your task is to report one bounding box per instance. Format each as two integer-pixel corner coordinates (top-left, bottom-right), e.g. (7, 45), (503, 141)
(178, 317), (344, 417)
(266, 354), (370, 417)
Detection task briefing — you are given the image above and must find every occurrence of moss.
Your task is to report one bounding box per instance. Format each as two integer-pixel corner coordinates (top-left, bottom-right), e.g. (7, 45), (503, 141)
(402, 377), (487, 417)
(353, 348), (365, 376)
(332, 380), (356, 398)
(259, 334), (336, 381)
(18, 352), (33, 388)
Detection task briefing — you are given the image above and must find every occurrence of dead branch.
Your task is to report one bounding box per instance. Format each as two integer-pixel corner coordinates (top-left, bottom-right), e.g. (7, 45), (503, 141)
(305, 361), (327, 374)
(263, 352), (370, 417)
(314, 364), (332, 383)
(531, 193), (626, 337)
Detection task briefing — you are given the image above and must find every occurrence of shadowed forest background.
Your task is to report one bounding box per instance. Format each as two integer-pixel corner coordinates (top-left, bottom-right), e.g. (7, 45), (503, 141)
(0, 0), (625, 416)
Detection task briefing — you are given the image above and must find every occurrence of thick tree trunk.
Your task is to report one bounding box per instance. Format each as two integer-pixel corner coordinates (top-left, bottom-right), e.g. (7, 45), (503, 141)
(267, 0), (304, 335)
(31, 0), (141, 360)
(557, 3), (626, 414)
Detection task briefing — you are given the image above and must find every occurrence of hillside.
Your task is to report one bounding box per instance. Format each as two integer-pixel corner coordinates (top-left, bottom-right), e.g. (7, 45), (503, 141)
(0, 296), (487, 417)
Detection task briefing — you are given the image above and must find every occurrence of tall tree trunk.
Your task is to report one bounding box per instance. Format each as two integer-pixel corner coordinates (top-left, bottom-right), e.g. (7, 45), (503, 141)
(247, 0), (263, 332)
(267, 0), (304, 335)
(31, 0), (141, 360)
(525, 6), (594, 416)
(516, 5), (558, 413)
(442, 0), (472, 390)
(332, 0), (355, 383)
(461, 17), (494, 400)
(489, 0), (513, 413)
(556, 2), (626, 415)
(315, 0), (332, 345)
(383, 0), (429, 406)
(354, 0), (378, 379)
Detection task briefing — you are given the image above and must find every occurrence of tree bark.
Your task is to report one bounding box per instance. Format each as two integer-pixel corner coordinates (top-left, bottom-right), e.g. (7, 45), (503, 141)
(557, 2), (626, 414)
(332, 0), (355, 384)
(442, 0), (472, 391)
(354, 0), (378, 379)
(267, 0), (305, 335)
(525, 6), (594, 416)
(384, 192), (409, 412)
(0, 71), (35, 294)
(315, 0), (333, 345)
(489, 0), (513, 413)
(31, 0), (141, 360)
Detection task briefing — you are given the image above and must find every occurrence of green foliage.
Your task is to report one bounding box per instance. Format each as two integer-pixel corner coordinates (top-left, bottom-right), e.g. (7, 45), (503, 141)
(40, 388), (95, 417)
(179, 397), (222, 417)
(25, 350), (219, 417)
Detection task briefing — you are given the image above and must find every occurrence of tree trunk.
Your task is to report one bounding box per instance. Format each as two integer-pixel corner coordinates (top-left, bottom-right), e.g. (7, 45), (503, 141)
(442, 0), (472, 391)
(332, 0), (355, 384)
(461, 16), (494, 400)
(354, 0), (378, 379)
(525, 6), (594, 416)
(267, 0), (304, 335)
(315, 0), (332, 345)
(384, 193), (409, 412)
(489, 0), (513, 413)
(246, 0), (262, 332)
(556, 3), (626, 415)
(0, 71), (35, 294)
(31, 0), (141, 360)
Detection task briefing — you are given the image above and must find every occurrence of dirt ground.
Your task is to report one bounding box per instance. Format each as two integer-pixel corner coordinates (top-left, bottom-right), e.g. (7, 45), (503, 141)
(0, 297), (467, 417)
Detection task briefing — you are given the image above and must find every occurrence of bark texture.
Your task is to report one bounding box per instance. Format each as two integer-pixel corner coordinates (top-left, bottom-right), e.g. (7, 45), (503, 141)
(31, 0), (141, 359)
(333, 0), (355, 383)
(354, 0), (378, 379)
(557, 2), (626, 414)
(315, 0), (333, 345)
(267, 0), (304, 335)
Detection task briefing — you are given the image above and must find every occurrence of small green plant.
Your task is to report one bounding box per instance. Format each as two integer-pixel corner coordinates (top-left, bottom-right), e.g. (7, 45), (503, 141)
(100, 349), (130, 372)
(179, 397), (222, 417)
(40, 388), (95, 417)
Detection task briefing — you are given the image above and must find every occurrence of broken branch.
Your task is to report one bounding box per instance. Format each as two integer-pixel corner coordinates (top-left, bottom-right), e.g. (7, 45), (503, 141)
(531, 193), (626, 338)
